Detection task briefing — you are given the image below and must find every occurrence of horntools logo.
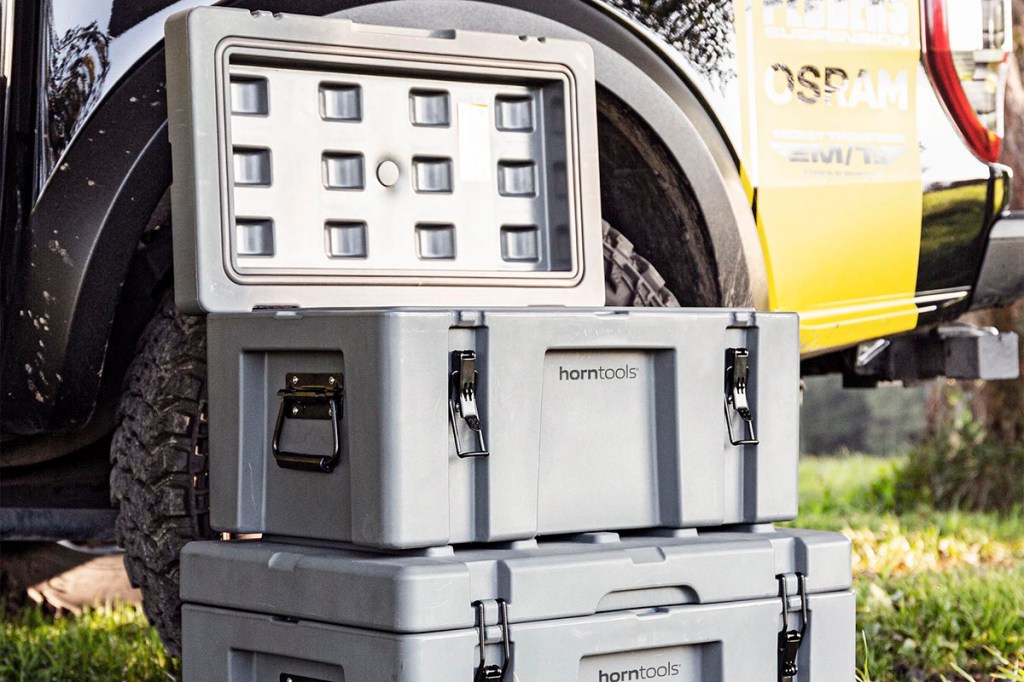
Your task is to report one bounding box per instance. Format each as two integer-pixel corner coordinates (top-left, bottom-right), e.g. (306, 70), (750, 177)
(558, 364), (639, 381)
(597, 662), (681, 681)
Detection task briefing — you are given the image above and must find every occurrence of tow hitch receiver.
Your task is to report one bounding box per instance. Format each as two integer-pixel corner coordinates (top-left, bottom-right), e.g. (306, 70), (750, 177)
(851, 324), (1020, 385)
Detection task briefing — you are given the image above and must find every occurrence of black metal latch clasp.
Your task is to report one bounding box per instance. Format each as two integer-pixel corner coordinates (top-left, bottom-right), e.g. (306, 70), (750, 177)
(473, 599), (511, 681)
(724, 347), (759, 446)
(450, 351), (489, 458)
(777, 573), (808, 682)
(272, 373), (343, 473)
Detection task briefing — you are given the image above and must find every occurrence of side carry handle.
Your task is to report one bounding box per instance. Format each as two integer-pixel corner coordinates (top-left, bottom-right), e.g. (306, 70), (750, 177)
(272, 373), (344, 473)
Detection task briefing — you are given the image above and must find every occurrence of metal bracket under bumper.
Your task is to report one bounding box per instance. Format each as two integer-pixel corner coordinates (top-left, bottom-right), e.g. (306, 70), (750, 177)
(971, 211), (1024, 310)
(849, 324), (1020, 385)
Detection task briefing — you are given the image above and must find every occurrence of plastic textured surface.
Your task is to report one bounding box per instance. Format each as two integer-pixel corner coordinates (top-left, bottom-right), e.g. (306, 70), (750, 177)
(165, 7), (603, 312)
(180, 527), (855, 681)
(206, 307), (800, 548)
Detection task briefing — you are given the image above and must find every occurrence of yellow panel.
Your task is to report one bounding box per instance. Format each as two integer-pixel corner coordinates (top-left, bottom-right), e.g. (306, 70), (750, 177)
(737, 1), (924, 353)
(758, 187), (920, 352)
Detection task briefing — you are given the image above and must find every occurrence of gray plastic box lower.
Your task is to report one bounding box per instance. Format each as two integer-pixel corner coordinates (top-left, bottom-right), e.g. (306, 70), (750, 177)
(208, 307), (800, 548)
(181, 527), (854, 681)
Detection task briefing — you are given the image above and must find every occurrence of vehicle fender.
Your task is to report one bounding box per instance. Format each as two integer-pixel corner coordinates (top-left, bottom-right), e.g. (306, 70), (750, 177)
(2, 48), (170, 435)
(2, 0), (762, 437)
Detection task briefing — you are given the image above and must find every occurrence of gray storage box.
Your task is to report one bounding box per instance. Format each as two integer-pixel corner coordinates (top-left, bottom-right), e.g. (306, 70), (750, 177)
(208, 308), (800, 548)
(181, 527), (854, 681)
(165, 7), (604, 312)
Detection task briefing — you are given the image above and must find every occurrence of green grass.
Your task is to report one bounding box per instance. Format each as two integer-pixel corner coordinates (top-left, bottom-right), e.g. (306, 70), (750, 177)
(857, 567), (1024, 681)
(0, 603), (179, 682)
(2, 454), (1022, 681)
(794, 453), (1024, 681)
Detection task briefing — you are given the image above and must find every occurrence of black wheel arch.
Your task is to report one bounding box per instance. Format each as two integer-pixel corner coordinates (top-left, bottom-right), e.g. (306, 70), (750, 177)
(1, 0), (765, 447)
(1, 45), (171, 442)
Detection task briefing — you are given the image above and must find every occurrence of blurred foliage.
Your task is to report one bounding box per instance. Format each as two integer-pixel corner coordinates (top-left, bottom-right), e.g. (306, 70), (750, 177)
(846, 518), (1023, 578)
(790, 454), (1024, 577)
(900, 387), (1024, 515)
(0, 602), (179, 682)
(801, 376), (928, 455)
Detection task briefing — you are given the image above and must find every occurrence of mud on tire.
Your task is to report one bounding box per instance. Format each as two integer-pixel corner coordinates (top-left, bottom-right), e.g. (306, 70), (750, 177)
(604, 222), (680, 307)
(109, 292), (212, 656)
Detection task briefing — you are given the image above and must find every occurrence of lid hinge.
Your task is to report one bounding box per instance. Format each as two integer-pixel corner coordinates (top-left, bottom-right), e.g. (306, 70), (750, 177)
(725, 347), (759, 446)
(473, 599), (511, 681)
(777, 572), (808, 682)
(272, 373), (344, 472)
(450, 350), (489, 458)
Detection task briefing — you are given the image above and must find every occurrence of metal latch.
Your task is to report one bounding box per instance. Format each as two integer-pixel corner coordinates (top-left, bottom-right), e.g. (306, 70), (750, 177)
(272, 373), (343, 473)
(724, 347), (758, 446)
(777, 573), (808, 682)
(473, 599), (511, 681)
(450, 351), (489, 458)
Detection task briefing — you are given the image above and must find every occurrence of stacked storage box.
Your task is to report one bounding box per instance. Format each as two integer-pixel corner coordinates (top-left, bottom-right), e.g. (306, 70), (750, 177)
(180, 529), (854, 681)
(166, 8), (854, 681)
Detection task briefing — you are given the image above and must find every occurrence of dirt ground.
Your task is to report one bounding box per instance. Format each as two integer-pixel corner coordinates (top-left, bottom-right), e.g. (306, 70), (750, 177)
(1, 543), (140, 613)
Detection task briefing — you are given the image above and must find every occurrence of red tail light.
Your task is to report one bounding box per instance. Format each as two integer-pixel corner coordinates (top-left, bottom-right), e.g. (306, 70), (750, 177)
(924, 0), (1011, 163)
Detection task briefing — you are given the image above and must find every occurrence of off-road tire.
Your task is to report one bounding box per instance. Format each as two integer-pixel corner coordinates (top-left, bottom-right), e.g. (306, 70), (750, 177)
(109, 292), (212, 656)
(604, 222), (680, 307)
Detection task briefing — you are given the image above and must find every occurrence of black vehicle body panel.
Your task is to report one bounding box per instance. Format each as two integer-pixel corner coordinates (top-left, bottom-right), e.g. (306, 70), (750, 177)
(0, 0), (1009, 446)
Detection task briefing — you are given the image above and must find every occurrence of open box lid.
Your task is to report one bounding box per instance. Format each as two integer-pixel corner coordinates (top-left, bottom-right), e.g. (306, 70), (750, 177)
(180, 528), (852, 633)
(165, 7), (603, 312)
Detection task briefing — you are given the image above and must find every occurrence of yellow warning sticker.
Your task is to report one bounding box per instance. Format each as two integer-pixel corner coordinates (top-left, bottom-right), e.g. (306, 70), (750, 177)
(736, 1), (923, 353)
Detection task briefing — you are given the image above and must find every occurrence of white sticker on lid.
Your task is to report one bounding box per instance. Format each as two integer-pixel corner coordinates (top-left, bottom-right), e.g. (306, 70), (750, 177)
(458, 102), (492, 183)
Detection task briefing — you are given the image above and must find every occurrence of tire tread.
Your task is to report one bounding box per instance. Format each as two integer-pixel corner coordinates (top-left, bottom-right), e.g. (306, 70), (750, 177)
(109, 293), (211, 656)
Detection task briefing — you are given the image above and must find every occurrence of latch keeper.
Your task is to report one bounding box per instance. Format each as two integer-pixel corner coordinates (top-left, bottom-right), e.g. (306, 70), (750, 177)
(777, 573), (808, 682)
(473, 599), (511, 681)
(450, 350), (489, 458)
(724, 347), (759, 446)
(272, 373), (344, 473)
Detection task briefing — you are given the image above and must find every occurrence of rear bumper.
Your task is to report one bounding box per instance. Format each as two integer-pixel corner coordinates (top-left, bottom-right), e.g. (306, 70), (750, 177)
(971, 211), (1024, 309)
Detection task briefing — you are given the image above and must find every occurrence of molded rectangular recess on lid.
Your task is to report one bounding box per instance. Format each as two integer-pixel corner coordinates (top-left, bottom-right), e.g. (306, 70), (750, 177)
(164, 7), (603, 311)
(495, 94), (534, 131)
(501, 225), (540, 262)
(412, 157), (454, 193)
(236, 218), (274, 256)
(319, 82), (362, 121)
(498, 160), (537, 196)
(322, 152), (365, 190)
(409, 89), (451, 127)
(233, 147), (272, 186)
(416, 223), (456, 259)
(325, 221), (368, 258)
(229, 76), (268, 115)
